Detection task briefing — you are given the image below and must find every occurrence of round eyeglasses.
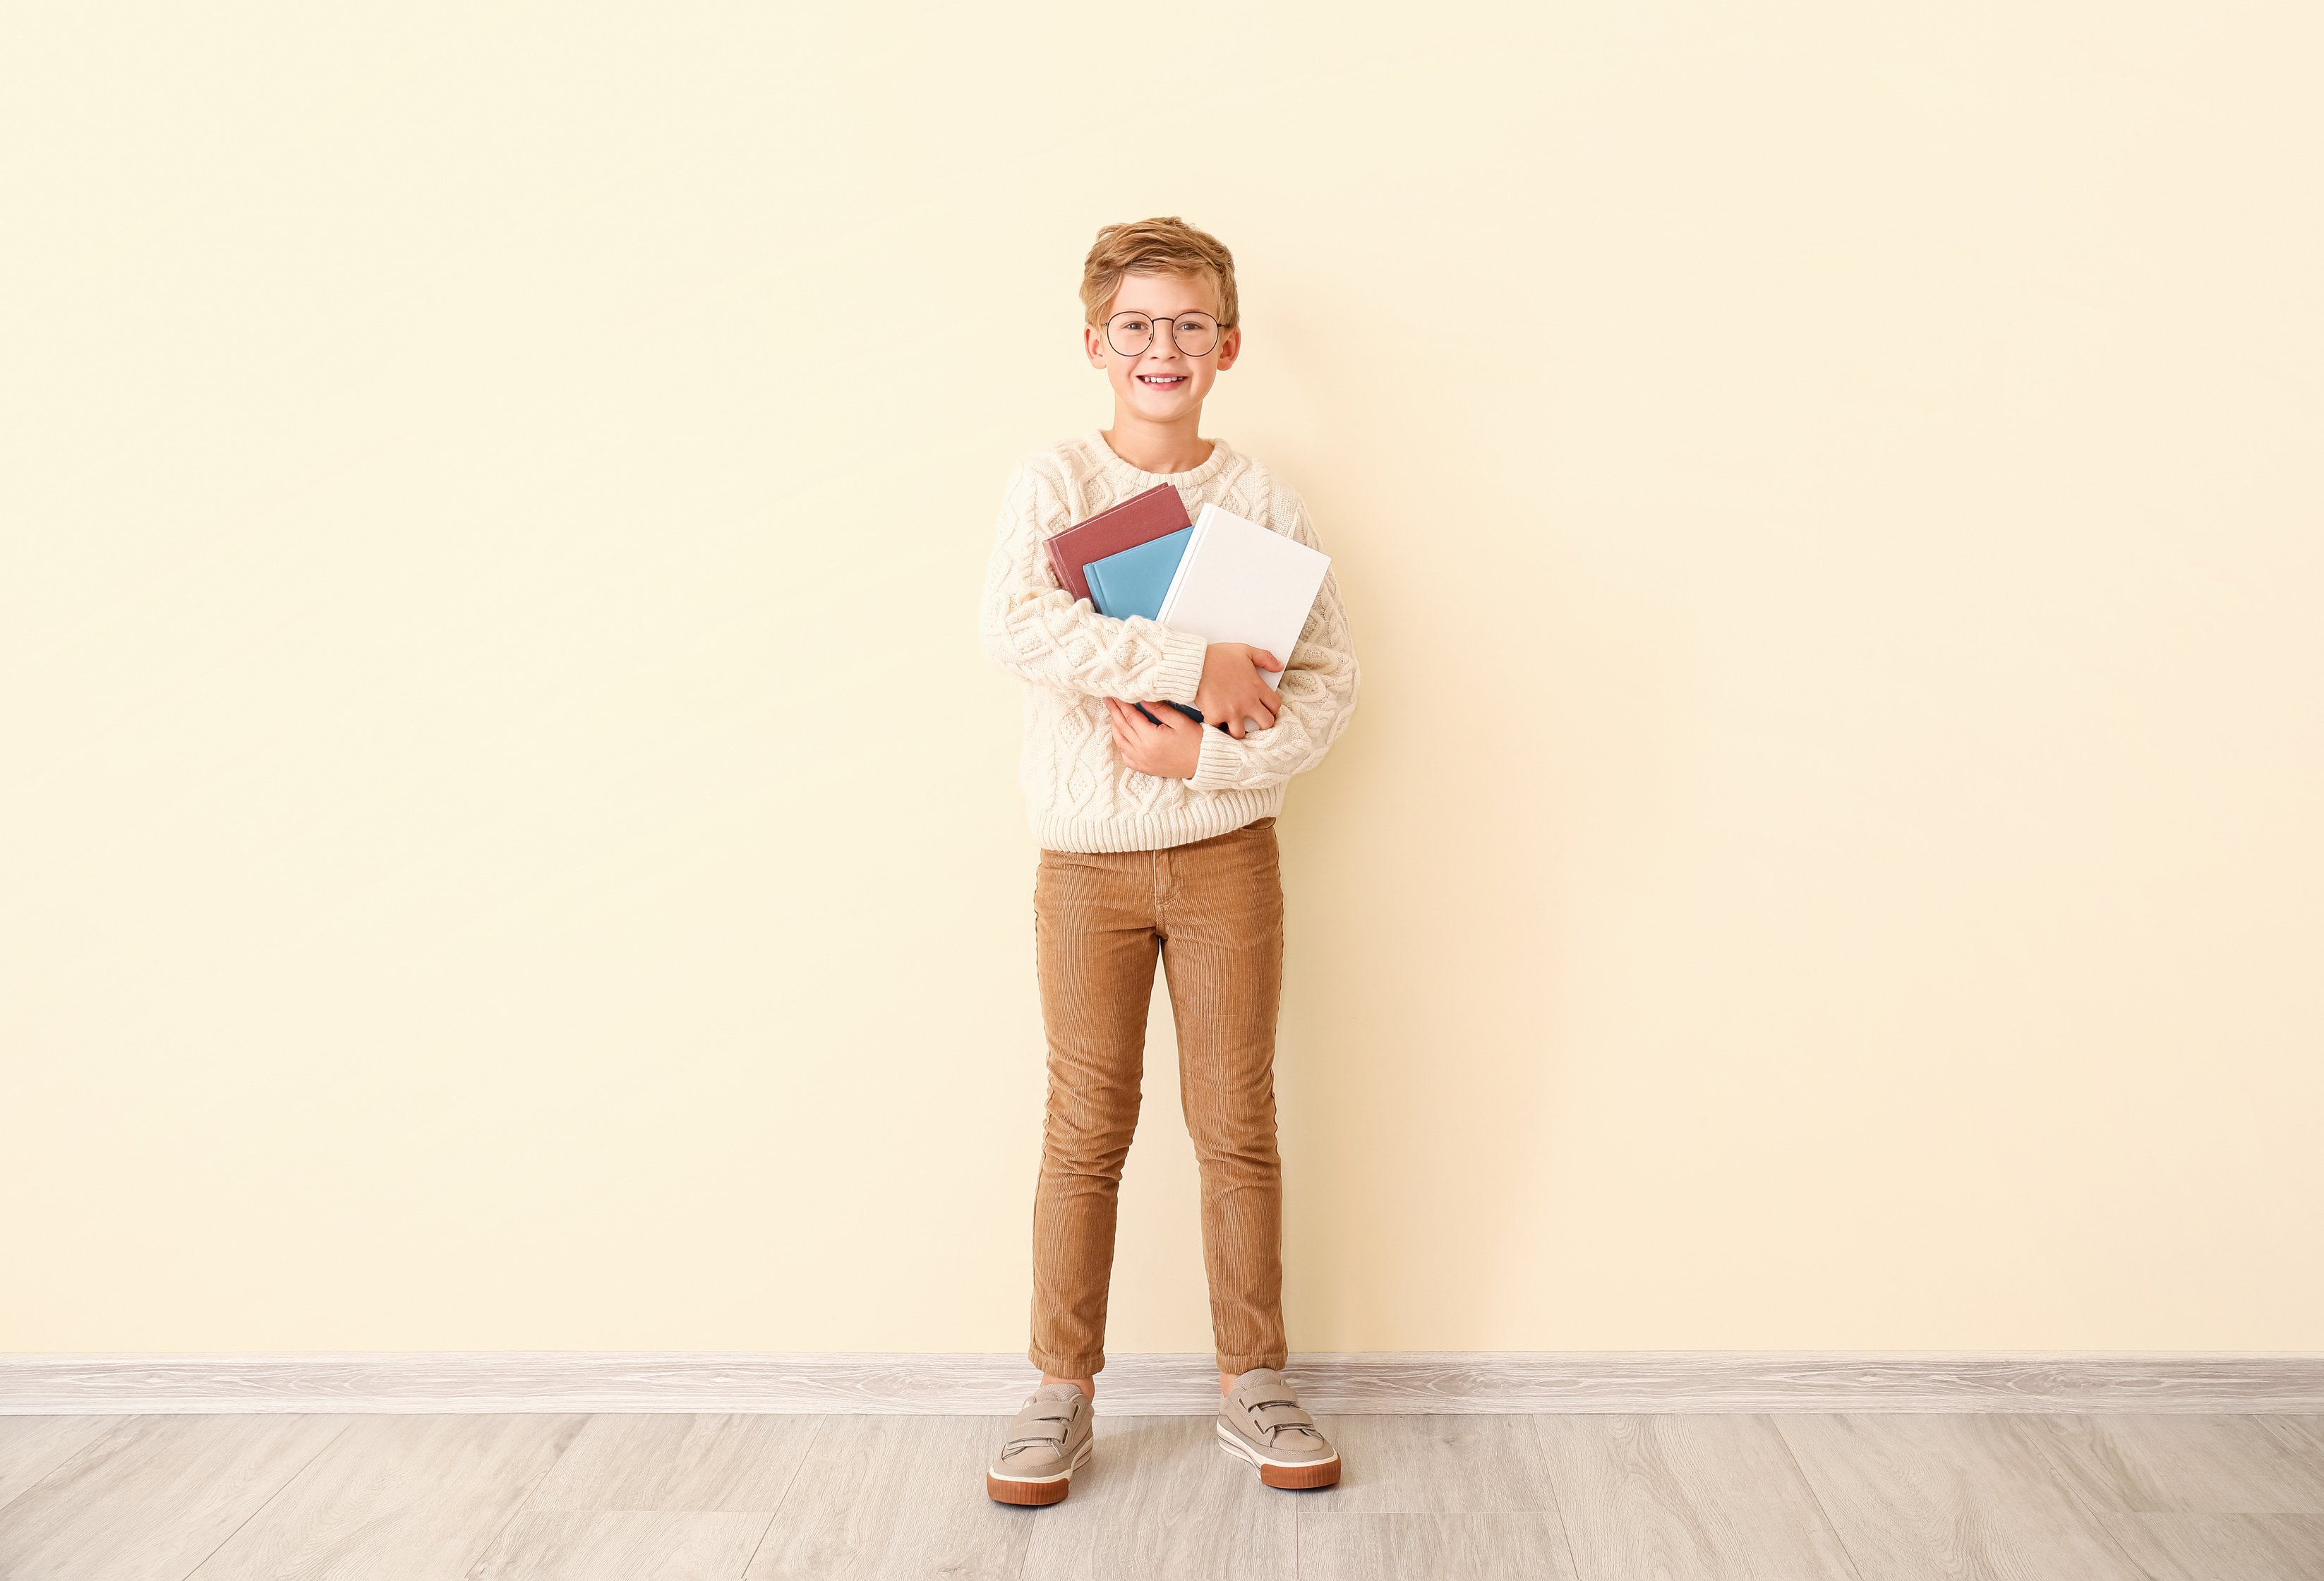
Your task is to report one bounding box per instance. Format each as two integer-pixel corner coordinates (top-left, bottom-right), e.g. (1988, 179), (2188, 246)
(1104, 310), (1222, 359)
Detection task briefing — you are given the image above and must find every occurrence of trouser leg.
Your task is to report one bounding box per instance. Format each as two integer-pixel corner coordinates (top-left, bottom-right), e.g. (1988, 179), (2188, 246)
(1028, 846), (1157, 1378)
(1156, 819), (1288, 1375)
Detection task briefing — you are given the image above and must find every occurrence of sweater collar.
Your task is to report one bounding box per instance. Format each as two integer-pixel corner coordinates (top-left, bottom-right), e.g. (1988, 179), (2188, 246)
(1082, 428), (1236, 490)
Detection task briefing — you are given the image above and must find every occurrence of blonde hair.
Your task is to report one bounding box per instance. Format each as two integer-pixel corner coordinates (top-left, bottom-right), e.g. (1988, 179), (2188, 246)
(1080, 216), (1239, 328)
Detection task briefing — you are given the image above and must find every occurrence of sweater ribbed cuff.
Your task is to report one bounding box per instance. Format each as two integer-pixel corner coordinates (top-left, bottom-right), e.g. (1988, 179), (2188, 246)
(1150, 626), (1207, 708)
(1188, 723), (1247, 793)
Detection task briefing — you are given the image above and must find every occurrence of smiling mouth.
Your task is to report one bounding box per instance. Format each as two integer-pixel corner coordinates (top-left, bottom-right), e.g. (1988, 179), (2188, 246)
(1137, 374), (1188, 388)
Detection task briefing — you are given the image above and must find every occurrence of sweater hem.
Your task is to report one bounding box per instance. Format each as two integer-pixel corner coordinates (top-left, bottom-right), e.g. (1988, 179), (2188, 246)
(1033, 788), (1286, 853)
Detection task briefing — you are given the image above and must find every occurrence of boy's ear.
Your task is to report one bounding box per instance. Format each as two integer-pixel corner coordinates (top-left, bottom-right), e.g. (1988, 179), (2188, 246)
(1085, 324), (1109, 369)
(1215, 325), (1241, 371)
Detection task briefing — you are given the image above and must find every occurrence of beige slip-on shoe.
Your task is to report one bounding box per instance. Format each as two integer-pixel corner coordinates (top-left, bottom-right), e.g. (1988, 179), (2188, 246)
(1217, 1367), (1342, 1489)
(987, 1381), (1095, 1505)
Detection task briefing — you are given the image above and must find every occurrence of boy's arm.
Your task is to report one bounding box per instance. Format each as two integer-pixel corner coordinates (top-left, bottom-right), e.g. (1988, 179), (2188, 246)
(1185, 495), (1360, 793)
(977, 462), (1208, 704)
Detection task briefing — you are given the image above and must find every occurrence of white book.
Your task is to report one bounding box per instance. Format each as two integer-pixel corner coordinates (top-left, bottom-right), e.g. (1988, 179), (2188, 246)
(1156, 503), (1331, 732)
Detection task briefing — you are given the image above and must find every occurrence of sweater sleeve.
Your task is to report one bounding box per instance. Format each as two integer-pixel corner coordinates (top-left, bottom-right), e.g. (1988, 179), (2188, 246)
(977, 462), (1208, 704)
(1184, 491), (1361, 794)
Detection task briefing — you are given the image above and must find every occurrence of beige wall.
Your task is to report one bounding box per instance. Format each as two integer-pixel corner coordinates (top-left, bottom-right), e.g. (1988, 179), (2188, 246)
(4, 3), (2320, 1355)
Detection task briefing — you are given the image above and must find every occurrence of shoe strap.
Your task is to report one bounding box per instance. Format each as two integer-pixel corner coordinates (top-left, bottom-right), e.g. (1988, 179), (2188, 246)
(1240, 1395), (1320, 1443)
(1002, 1395), (1080, 1454)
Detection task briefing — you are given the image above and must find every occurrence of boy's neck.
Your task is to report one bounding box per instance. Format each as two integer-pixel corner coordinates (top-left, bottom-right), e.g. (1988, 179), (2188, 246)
(1101, 407), (1214, 476)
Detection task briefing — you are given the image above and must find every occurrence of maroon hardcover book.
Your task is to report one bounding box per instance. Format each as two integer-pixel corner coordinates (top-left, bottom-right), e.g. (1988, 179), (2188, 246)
(1042, 483), (1191, 605)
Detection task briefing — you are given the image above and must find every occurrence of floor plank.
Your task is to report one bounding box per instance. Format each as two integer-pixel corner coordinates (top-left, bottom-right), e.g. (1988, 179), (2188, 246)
(471, 1510), (772, 1580)
(1020, 1414), (1294, 1581)
(2025, 1414), (2324, 1514)
(1537, 1413), (1859, 1581)
(0, 1414), (349, 1581)
(1778, 1413), (2144, 1581)
(187, 1414), (584, 1580)
(743, 1415), (1032, 1581)
(0, 1415), (119, 1514)
(2100, 1513), (2324, 1581)
(1296, 1513), (1578, 1581)
(525, 1415), (821, 1512)
(1295, 1414), (1555, 1514)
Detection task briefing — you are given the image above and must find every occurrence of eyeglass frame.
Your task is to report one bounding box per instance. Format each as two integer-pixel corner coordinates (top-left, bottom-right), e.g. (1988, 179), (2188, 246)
(1102, 308), (1229, 359)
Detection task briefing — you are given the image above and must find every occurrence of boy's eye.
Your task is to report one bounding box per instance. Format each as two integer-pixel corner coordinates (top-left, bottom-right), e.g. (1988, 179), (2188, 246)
(1117, 318), (1152, 335)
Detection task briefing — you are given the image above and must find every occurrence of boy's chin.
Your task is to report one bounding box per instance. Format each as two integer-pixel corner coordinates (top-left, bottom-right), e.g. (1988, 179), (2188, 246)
(1121, 386), (1200, 419)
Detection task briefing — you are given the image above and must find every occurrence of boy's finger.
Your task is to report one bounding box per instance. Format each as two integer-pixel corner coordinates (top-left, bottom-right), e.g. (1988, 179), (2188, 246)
(1253, 647), (1283, 671)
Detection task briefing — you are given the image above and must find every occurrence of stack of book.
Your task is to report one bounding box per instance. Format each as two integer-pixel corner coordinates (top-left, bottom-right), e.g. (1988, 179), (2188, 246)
(1045, 484), (1331, 734)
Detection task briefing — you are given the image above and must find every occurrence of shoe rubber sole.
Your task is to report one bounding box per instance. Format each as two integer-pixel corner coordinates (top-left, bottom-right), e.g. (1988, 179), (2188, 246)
(987, 1436), (1093, 1505)
(1216, 1419), (1343, 1489)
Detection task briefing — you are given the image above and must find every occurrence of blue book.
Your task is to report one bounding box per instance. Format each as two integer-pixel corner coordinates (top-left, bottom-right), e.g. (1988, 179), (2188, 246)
(1084, 527), (1193, 622)
(1082, 527), (1217, 731)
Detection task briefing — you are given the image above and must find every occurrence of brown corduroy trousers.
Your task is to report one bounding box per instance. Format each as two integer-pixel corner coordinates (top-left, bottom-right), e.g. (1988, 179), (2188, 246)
(1028, 814), (1287, 1378)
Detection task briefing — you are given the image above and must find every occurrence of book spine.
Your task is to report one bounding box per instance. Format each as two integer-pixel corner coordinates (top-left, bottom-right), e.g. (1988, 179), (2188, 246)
(1154, 503), (1212, 628)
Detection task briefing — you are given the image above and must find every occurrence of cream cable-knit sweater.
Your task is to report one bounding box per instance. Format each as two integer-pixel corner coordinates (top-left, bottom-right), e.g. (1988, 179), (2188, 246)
(978, 431), (1360, 853)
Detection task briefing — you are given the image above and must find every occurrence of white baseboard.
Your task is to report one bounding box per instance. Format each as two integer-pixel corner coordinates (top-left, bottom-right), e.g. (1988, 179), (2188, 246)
(6, 1351), (2322, 1415)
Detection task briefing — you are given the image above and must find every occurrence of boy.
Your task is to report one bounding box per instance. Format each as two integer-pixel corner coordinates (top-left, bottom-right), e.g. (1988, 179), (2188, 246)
(975, 217), (1361, 1504)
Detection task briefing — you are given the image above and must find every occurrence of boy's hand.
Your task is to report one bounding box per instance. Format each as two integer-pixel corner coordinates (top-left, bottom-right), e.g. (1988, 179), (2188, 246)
(1196, 643), (1283, 739)
(1105, 696), (1204, 779)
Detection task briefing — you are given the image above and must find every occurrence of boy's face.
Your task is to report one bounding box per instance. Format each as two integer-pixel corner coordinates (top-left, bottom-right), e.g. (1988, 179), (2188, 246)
(1084, 270), (1241, 425)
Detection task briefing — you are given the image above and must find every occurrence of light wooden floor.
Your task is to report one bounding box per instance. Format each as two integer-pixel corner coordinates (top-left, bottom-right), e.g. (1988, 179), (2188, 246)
(2, 1410), (2320, 1580)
